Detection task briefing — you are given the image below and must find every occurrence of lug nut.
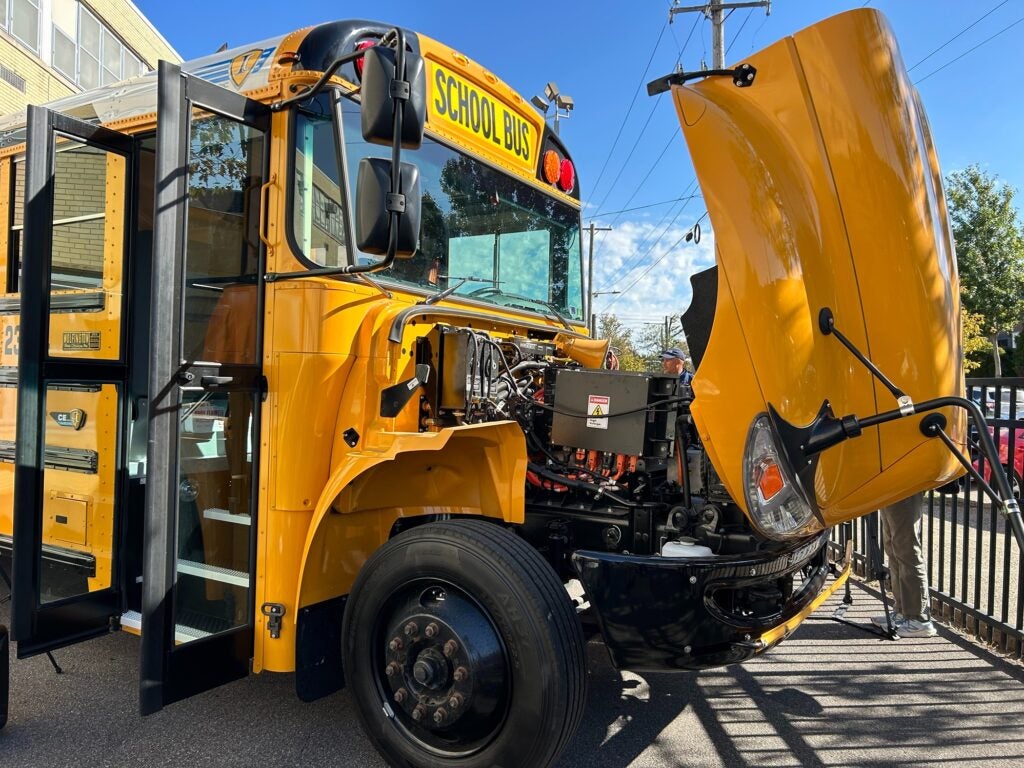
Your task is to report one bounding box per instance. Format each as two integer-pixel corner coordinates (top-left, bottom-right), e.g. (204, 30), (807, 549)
(404, 621), (419, 637)
(388, 637), (403, 651)
(394, 688), (407, 704)
(433, 707), (448, 724)
(385, 662), (400, 677)
(453, 666), (468, 682)
(448, 694), (463, 710)
(443, 639), (458, 658)
(424, 622), (439, 638)
(412, 705), (426, 722)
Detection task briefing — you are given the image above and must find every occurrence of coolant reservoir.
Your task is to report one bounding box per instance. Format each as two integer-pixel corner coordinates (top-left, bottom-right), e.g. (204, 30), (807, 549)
(661, 539), (715, 558)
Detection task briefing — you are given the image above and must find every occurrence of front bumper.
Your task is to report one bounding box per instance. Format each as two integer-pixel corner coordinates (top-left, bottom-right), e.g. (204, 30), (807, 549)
(572, 530), (849, 671)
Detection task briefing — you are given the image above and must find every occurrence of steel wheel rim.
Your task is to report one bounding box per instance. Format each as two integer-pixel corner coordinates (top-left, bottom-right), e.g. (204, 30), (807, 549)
(371, 578), (512, 757)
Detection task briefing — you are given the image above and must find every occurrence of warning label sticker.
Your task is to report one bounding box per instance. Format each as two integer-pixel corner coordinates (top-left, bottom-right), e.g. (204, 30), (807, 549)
(587, 394), (610, 430)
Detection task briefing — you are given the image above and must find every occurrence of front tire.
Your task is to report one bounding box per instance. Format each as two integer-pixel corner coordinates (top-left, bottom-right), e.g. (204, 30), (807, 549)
(342, 519), (587, 768)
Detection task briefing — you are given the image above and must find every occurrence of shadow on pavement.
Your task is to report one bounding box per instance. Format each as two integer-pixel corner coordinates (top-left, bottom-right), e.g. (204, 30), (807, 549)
(3, 580), (1024, 767)
(559, 580), (1024, 768)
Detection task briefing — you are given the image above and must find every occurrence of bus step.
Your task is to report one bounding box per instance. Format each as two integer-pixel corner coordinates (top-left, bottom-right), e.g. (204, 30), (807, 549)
(119, 610), (213, 643)
(202, 508), (251, 526)
(177, 560), (250, 588)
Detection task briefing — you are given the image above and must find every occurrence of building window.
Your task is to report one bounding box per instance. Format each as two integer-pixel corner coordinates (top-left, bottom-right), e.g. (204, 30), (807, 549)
(3, 0), (40, 53)
(51, 0), (147, 88)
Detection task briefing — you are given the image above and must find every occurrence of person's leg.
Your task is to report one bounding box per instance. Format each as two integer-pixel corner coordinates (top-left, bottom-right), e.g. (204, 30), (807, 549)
(880, 505), (905, 617)
(887, 494), (929, 622)
(885, 493), (936, 636)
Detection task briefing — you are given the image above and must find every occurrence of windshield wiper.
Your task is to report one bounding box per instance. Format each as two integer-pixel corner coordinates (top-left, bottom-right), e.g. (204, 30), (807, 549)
(419, 276), (495, 306)
(473, 288), (577, 330)
(537, 301), (576, 331)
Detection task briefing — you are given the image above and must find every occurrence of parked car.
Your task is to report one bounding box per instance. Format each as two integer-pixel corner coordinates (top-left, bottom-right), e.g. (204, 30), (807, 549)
(972, 387), (1024, 420)
(975, 425), (1023, 501)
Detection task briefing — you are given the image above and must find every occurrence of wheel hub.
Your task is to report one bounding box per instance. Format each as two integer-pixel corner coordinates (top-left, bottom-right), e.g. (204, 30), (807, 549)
(381, 585), (507, 743)
(412, 650), (450, 689)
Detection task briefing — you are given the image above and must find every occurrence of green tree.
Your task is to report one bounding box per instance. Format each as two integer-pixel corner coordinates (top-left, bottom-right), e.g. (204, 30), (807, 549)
(596, 314), (645, 372)
(946, 165), (1024, 376)
(961, 307), (992, 375)
(636, 318), (688, 372)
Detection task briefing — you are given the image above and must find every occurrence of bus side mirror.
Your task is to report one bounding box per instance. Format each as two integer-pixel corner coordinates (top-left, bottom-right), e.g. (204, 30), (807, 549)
(360, 46), (426, 149)
(355, 157), (421, 258)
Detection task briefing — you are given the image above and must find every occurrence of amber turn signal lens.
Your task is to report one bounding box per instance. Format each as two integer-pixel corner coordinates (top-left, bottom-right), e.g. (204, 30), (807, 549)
(757, 461), (785, 501)
(542, 150), (560, 185)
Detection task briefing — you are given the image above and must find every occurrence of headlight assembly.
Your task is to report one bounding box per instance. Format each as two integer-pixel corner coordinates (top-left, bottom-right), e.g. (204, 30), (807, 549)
(742, 414), (822, 539)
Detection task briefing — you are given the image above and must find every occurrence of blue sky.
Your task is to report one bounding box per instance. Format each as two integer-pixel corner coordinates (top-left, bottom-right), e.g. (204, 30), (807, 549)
(137, 0), (1024, 331)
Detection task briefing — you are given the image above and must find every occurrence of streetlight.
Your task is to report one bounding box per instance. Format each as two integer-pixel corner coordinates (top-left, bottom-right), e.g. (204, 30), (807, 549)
(531, 81), (574, 135)
(590, 290), (621, 336)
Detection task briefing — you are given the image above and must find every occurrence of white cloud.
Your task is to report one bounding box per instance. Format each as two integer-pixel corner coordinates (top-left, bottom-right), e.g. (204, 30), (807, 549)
(586, 215), (717, 335)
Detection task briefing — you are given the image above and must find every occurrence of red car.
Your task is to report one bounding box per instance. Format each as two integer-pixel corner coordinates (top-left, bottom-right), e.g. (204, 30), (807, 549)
(978, 426), (1023, 501)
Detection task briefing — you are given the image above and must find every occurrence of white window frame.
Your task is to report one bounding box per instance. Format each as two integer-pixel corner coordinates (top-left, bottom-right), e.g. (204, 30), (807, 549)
(8, 0), (41, 53)
(47, 1), (150, 89)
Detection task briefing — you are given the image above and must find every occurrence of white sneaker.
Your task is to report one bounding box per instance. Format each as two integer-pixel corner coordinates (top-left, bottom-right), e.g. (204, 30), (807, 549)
(870, 611), (904, 628)
(896, 618), (938, 638)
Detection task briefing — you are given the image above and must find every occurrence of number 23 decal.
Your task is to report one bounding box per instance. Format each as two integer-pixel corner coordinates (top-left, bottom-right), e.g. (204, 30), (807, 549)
(3, 324), (19, 356)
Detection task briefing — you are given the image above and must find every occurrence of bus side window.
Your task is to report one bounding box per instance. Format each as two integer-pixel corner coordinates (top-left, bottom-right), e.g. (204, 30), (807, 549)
(2, 156), (25, 295)
(292, 92), (349, 268)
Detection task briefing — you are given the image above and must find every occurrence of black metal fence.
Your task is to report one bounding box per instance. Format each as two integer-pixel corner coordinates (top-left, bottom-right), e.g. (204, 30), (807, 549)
(833, 377), (1024, 658)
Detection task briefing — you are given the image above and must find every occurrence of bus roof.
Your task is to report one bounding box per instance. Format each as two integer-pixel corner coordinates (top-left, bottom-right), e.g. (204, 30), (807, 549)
(0, 34), (287, 146)
(0, 20), (576, 204)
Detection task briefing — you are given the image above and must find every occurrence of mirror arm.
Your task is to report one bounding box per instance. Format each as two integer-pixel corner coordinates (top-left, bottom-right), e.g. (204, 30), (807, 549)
(266, 28), (414, 284)
(269, 49), (365, 112)
(327, 27), (409, 278)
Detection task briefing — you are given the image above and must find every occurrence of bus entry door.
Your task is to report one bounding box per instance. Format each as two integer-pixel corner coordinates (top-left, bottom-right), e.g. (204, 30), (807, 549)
(140, 62), (269, 714)
(11, 108), (132, 656)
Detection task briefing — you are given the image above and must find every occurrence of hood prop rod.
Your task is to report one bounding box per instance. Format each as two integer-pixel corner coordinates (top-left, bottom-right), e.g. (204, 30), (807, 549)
(794, 307), (1024, 549)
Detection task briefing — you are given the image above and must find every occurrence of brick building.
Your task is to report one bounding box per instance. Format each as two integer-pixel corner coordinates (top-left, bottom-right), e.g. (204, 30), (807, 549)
(0, 0), (179, 116)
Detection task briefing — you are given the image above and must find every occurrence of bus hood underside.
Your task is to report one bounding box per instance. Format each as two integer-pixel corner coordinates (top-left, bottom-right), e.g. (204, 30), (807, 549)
(670, 8), (965, 528)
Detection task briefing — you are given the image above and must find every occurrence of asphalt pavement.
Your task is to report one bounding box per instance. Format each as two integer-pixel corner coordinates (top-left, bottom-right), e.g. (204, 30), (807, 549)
(2, 581), (1023, 768)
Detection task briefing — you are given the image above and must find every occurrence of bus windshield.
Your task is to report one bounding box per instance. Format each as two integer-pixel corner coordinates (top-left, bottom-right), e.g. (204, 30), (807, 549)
(290, 93), (584, 323)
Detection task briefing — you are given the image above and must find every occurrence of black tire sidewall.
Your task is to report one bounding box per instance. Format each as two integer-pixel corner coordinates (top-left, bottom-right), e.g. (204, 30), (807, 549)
(343, 524), (577, 768)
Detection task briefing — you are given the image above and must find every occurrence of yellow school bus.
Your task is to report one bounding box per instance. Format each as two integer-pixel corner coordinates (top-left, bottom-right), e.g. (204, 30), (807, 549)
(1, 9), (1014, 766)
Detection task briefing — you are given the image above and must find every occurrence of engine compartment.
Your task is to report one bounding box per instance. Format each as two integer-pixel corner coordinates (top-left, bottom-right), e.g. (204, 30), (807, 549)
(410, 324), (804, 619)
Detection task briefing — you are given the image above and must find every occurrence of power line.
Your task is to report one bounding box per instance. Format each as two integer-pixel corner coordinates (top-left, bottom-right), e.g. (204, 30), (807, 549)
(586, 13), (702, 258)
(725, 8), (754, 57)
(592, 192), (702, 219)
(600, 211), (710, 313)
(746, 9), (770, 51)
(908, 0), (1010, 72)
(591, 132), (684, 218)
(595, 181), (700, 292)
(587, 24), (668, 202)
(914, 13), (1024, 85)
(595, 180), (697, 290)
(670, 12), (704, 62)
(588, 101), (665, 218)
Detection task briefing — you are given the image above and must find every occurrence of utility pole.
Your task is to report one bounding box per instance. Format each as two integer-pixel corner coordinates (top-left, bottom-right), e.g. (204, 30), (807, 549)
(669, 1), (771, 69)
(662, 315), (682, 350)
(586, 222), (613, 335)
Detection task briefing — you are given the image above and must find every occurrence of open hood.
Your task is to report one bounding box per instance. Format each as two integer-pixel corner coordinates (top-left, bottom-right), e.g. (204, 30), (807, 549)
(671, 9), (965, 529)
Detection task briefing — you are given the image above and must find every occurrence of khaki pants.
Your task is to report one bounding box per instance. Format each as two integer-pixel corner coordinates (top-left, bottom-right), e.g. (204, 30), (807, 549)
(880, 492), (931, 622)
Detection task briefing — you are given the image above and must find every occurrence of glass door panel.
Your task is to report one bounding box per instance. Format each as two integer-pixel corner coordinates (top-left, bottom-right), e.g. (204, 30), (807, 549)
(38, 381), (119, 604)
(48, 138), (125, 359)
(170, 111), (263, 647)
(11, 107), (131, 658)
(141, 63), (268, 713)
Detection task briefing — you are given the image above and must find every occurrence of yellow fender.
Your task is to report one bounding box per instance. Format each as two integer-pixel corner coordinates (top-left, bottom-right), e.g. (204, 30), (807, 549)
(294, 421), (527, 611)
